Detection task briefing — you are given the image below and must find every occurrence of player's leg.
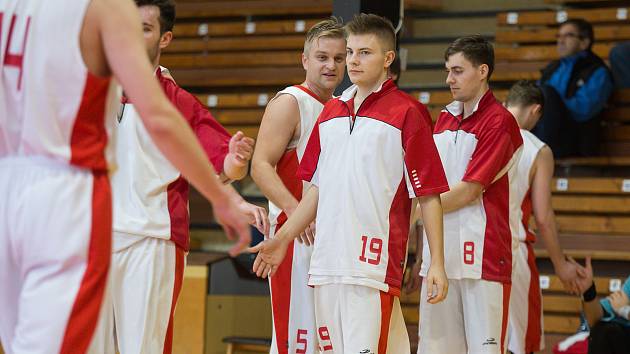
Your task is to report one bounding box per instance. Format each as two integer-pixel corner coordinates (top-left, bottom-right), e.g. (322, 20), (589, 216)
(385, 295), (411, 353)
(313, 284), (343, 353)
(418, 278), (466, 354)
(462, 278), (511, 354)
(508, 242), (533, 354)
(7, 167), (111, 354)
(287, 243), (316, 353)
(113, 236), (184, 354)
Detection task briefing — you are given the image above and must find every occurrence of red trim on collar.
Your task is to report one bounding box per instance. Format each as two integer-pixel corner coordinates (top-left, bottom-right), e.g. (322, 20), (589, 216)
(294, 85), (328, 105)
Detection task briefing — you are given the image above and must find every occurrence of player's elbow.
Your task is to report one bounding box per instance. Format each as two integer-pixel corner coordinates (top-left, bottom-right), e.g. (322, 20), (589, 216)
(250, 159), (269, 185)
(463, 182), (483, 204)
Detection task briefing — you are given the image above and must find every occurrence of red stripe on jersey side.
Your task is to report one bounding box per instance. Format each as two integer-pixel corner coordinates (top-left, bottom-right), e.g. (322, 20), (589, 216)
(524, 242), (543, 353)
(270, 214), (294, 354)
(377, 292), (394, 354)
(167, 177), (190, 251)
(277, 149), (303, 199)
(294, 85), (328, 105)
(384, 179), (412, 290)
(521, 188), (536, 243)
(480, 174), (512, 284)
(500, 283), (512, 354)
(163, 247), (185, 354)
(69, 74), (111, 171)
(59, 173), (112, 354)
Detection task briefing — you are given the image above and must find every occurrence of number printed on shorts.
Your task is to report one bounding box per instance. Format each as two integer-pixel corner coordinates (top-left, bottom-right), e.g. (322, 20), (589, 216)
(296, 329), (308, 353)
(318, 326), (333, 351)
(463, 241), (475, 265)
(0, 12), (32, 90)
(359, 235), (383, 265)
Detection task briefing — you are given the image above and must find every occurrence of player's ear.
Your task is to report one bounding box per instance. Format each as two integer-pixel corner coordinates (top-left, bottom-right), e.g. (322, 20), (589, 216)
(530, 103), (542, 117)
(302, 52), (308, 70)
(160, 31), (173, 49)
(384, 50), (395, 69)
(478, 64), (489, 81)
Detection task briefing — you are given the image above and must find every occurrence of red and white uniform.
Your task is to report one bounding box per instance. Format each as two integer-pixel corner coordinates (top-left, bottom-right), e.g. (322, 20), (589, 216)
(418, 90), (523, 354)
(508, 129), (546, 354)
(0, 1), (118, 353)
(298, 80), (449, 353)
(267, 85), (325, 354)
(92, 68), (230, 354)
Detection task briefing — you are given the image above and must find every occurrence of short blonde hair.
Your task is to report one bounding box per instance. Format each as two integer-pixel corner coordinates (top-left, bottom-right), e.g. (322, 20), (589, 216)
(304, 17), (345, 55)
(344, 13), (396, 52)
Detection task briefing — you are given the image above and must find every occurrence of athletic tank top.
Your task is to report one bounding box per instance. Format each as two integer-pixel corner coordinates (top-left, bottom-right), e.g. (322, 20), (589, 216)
(0, 0), (119, 171)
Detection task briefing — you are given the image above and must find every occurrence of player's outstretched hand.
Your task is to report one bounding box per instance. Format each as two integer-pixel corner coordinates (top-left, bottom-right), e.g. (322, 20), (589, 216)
(238, 200), (270, 236)
(425, 263), (448, 304)
(555, 256), (581, 295)
(213, 196), (252, 257)
(568, 255), (594, 294)
(247, 237), (290, 278)
(296, 221), (316, 246)
(228, 131), (255, 166)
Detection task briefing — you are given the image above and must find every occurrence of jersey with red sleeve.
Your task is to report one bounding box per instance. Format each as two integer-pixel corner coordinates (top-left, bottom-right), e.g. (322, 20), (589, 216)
(112, 68), (230, 251)
(420, 90), (523, 284)
(298, 79), (449, 295)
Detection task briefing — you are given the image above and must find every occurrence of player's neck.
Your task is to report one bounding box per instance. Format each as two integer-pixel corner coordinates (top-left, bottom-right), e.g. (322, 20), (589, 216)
(151, 52), (162, 72)
(302, 80), (333, 101)
(462, 83), (489, 118)
(354, 72), (388, 111)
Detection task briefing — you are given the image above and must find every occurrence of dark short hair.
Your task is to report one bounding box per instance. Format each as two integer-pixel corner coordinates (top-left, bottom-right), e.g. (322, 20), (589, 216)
(560, 18), (594, 50)
(344, 13), (396, 52)
(506, 80), (544, 108)
(135, 0), (175, 33)
(444, 35), (494, 81)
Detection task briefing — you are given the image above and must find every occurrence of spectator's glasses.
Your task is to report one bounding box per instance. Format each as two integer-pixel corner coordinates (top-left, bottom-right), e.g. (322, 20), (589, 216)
(556, 33), (582, 40)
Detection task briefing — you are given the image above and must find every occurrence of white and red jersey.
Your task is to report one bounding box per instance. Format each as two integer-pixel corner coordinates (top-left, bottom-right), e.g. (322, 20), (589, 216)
(421, 90), (523, 284)
(111, 68), (230, 251)
(268, 85), (326, 226)
(511, 130), (546, 243)
(0, 0), (119, 172)
(298, 79), (449, 295)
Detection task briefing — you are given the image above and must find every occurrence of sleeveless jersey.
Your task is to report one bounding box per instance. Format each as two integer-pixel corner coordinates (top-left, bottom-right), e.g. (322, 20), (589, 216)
(0, 0), (119, 171)
(267, 85), (326, 226)
(511, 129), (546, 243)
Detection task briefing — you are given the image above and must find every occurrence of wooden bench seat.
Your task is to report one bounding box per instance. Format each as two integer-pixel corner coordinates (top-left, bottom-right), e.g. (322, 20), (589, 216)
(176, 1), (332, 19)
(495, 43), (614, 61)
(161, 51), (301, 69)
(165, 35), (305, 53)
(223, 337), (270, 354)
(170, 67), (304, 88)
(496, 24), (630, 44)
(497, 7), (630, 27)
(173, 19), (321, 38)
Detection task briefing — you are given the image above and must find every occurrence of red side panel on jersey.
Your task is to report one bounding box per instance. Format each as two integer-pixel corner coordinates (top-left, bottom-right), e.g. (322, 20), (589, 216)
(59, 173), (111, 353)
(69, 74), (111, 171)
(521, 188), (537, 243)
(377, 292), (394, 354)
(481, 175), (512, 284)
(385, 180), (411, 292)
(163, 247), (185, 354)
(167, 177), (190, 251)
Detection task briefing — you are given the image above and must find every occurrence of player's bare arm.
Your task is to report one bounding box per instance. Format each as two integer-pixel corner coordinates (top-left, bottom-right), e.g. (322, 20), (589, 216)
(418, 195), (448, 303)
(439, 181), (484, 213)
(531, 146), (579, 293)
(248, 186), (319, 278)
(88, 0), (251, 253)
(251, 95), (316, 244)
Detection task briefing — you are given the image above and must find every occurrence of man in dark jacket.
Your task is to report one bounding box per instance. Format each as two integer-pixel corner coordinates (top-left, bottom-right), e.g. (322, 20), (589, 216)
(534, 18), (613, 158)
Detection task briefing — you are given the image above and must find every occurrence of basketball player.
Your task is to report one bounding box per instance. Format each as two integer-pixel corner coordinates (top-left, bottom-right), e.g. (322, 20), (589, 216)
(0, 0), (250, 353)
(91, 1), (269, 353)
(504, 81), (579, 354)
(250, 14), (449, 353)
(251, 18), (346, 354)
(417, 36), (523, 354)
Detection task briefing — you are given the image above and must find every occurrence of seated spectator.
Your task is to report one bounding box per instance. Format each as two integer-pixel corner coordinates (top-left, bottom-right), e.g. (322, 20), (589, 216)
(609, 42), (630, 89)
(534, 19), (613, 158)
(571, 256), (630, 354)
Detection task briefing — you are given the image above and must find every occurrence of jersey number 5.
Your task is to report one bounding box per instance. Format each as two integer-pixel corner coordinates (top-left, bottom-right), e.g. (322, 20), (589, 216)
(359, 235), (383, 265)
(0, 13), (32, 90)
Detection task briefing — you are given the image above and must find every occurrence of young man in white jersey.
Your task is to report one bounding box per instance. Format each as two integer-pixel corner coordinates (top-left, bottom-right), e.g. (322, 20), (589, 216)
(417, 36), (524, 354)
(91, 1), (269, 353)
(251, 18), (346, 354)
(0, 0), (251, 353)
(250, 14), (450, 353)
(504, 81), (580, 354)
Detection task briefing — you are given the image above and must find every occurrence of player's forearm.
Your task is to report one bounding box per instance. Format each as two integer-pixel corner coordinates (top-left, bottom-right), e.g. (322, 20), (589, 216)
(584, 299), (604, 327)
(223, 155), (248, 181)
(251, 160), (299, 212)
(536, 210), (565, 267)
(419, 195), (445, 265)
(274, 186), (318, 242)
(440, 182), (481, 214)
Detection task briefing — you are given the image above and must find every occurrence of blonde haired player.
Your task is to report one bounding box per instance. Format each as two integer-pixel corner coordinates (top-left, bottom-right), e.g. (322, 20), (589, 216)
(504, 81), (579, 354)
(251, 14), (449, 353)
(251, 18), (346, 354)
(0, 0), (250, 353)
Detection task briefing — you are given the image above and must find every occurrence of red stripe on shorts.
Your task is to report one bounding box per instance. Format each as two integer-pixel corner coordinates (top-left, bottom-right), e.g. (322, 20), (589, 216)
(378, 292), (394, 354)
(500, 283), (512, 354)
(163, 247), (185, 354)
(270, 213), (294, 354)
(525, 242), (542, 352)
(59, 173), (111, 353)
